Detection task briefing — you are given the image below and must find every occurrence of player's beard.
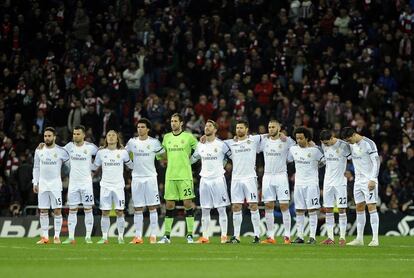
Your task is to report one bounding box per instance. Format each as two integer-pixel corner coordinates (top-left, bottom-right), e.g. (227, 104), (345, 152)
(236, 132), (246, 138)
(270, 131), (279, 137)
(45, 140), (54, 146)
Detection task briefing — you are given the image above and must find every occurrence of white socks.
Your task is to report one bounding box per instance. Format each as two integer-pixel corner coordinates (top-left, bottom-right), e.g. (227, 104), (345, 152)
(251, 209), (260, 237)
(296, 213), (305, 239)
(101, 215), (110, 240)
(309, 211), (318, 239)
(217, 207), (228, 237)
(117, 216), (125, 239)
(356, 211), (366, 240)
(282, 209), (291, 238)
(233, 211), (242, 238)
(326, 212), (334, 240)
(339, 213), (347, 239)
(54, 215), (62, 238)
(201, 208), (211, 238)
(134, 211), (143, 238)
(369, 210), (379, 241)
(68, 211), (77, 239)
(84, 210), (94, 239)
(149, 209), (158, 237)
(265, 209), (274, 238)
(40, 212), (49, 239)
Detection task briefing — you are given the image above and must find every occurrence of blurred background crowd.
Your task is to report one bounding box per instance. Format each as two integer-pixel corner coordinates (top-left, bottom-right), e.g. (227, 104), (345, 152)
(0, 0), (413, 216)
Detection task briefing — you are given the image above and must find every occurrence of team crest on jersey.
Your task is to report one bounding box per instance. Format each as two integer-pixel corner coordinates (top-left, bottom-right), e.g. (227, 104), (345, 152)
(54, 153), (57, 158)
(247, 140), (251, 144)
(147, 145), (151, 149)
(278, 144), (282, 149)
(117, 154), (120, 158)
(336, 148), (339, 154)
(307, 153), (311, 158)
(214, 148), (218, 153)
(84, 150), (88, 154)
(181, 139), (185, 144)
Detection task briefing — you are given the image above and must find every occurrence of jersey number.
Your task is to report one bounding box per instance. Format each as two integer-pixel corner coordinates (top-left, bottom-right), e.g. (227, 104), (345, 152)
(183, 189), (192, 197)
(369, 193), (373, 200)
(85, 195), (93, 202)
(311, 198), (319, 206)
(339, 197), (347, 205)
(250, 193), (257, 200)
(55, 198), (62, 206)
(119, 200), (125, 207)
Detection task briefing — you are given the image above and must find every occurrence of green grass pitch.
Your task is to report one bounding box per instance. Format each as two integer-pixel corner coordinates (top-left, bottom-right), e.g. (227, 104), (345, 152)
(1, 236), (413, 278)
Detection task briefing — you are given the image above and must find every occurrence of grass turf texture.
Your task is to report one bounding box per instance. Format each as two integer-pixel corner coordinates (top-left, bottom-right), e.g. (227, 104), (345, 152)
(1, 236), (413, 278)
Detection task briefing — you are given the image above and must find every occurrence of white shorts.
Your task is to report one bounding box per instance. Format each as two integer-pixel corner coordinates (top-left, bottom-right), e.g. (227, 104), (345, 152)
(38, 191), (62, 209)
(68, 186), (94, 208)
(131, 177), (160, 207)
(294, 185), (320, 210)
(262, 173), (290, 203)
(199, 176), (230, 208)
(231, 177), (258, 204)
(354, 181), (378, 204)
(323, 185), (348, 208)
(100, 187), (125, 210)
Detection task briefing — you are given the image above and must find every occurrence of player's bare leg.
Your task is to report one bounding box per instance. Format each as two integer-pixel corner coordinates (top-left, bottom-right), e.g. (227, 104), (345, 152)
(37, 209), (50, 244)
(367, 203), (379, 246)
(130, 207), (144, 244)
(227, 204), (242, 243)
(98, 210), (110, 244)
(148, 205), (159, 243)
(347, 202), (365, 246)
(53, 208), (62, 244)
(63, 208), (78, 244)
(183, 199), (195, 243)
(293, 209), (306, 244)
(262, 201), (276, 244)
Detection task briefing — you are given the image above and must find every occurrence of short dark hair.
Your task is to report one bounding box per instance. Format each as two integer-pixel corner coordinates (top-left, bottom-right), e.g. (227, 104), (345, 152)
(171, 113), (183, 122)
(137, 118), (152, 129)
(341, 127), (356, 139)
(44, 127), (56, 135)
(74, 125), (86, 133)
(268, 120), (280, 126)
(206, 119), (218, 129)
(293, 126), (312, 140)
(320, 129), (333, 141)
(236, 119), (249, 128)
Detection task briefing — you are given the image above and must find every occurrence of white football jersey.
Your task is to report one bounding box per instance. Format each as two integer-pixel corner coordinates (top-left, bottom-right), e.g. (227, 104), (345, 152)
(65, 142), (98, 188)
(289, 145), (324, 186)
(192, 138), (231, 178)
(225, 135), (261, 179)
(322, 139), (351, 187)
(349, 137), (380, 182)
(32, 145), (70, 192)
(260, 136), (296, 174)
(126, 136), (164, 178)
(93, 148), (132, 189)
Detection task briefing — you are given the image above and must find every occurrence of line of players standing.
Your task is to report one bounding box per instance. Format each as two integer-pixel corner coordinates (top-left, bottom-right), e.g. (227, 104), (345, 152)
(32, 115), (380, 246)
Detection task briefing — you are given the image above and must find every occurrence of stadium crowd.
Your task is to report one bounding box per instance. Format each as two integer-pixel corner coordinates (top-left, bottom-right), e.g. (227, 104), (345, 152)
(0, 0), (413, 217)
